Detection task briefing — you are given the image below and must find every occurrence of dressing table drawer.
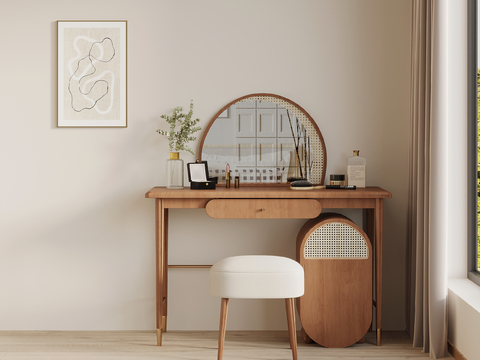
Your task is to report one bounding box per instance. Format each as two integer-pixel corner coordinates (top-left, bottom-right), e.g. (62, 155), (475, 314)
(206, 199), (321, 219)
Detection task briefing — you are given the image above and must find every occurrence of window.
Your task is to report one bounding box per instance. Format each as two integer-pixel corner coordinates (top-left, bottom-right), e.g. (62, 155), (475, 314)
(476, 67), (480, 270)
(477, 67), (480, 273)
(469, 0), (480, 285)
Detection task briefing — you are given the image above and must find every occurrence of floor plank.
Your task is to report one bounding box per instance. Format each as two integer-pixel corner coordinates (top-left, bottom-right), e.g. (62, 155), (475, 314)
(0, 331), (450, 359)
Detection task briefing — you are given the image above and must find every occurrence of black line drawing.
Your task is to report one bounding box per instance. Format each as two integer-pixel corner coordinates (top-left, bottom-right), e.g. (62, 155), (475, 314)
(67, 37), (116, 113)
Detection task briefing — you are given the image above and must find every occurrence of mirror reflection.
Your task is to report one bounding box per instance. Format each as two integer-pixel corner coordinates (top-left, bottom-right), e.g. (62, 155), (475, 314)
(201, 99), (313, 184)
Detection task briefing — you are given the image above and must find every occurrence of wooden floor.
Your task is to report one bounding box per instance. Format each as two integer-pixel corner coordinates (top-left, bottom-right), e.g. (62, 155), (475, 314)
(0, 330), (450, 359)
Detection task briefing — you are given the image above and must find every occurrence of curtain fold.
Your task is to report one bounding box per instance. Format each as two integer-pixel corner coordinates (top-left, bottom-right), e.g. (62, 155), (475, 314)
(407, 0), (448, 358)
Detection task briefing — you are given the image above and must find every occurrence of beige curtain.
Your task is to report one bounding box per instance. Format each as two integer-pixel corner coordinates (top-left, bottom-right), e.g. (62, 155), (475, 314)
(407, 0), (448, 358)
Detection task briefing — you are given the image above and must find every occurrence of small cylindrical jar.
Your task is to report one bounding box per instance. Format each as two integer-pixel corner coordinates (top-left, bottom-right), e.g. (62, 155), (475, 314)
(330, 174), (346, 186)
(166, 152), (184, 189)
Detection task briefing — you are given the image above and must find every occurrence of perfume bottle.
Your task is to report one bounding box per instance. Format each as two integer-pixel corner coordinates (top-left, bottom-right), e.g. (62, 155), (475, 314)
(347, 150), (366, 188)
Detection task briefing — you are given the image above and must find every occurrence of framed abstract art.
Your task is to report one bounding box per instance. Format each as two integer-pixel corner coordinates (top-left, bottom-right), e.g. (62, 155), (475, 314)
(57, 21), (127, 127)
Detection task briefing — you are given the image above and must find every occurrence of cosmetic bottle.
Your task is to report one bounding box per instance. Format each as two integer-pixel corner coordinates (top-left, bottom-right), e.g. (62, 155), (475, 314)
(347, 150), (366, 188)
(225, 171), (231, 188)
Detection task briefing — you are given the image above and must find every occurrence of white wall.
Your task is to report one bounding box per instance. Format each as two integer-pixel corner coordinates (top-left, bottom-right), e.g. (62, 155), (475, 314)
(0, 0), (412, 331)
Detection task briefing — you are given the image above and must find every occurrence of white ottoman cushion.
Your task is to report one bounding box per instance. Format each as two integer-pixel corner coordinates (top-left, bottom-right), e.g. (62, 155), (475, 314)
(210, 255), (304, 299)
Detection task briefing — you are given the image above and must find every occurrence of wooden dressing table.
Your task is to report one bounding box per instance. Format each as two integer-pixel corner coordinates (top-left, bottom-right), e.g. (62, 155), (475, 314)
(145, 186), (391, 346)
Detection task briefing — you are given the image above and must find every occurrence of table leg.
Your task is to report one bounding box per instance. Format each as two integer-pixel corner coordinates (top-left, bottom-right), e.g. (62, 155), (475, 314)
(374, 199), (383, 346)
(364, 209), (375, 333)
(155, 199), (168, 346)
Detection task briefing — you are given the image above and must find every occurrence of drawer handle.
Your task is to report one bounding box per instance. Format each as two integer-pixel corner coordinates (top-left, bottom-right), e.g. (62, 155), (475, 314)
(260, 208), (266, 211)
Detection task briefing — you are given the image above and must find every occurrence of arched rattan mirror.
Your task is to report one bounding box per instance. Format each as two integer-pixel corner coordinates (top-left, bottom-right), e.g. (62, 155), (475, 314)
(199, 93), (327, 185)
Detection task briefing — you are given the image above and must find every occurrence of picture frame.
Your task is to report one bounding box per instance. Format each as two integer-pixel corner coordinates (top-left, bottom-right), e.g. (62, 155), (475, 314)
(187, 161), (209, 182)
(187, 161), (217, 190)
(57, 21), (127, 127)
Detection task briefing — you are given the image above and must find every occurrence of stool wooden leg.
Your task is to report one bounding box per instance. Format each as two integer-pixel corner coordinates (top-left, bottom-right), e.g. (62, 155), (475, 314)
(218, 298), (229, 360)
(285, 298), (298, 360)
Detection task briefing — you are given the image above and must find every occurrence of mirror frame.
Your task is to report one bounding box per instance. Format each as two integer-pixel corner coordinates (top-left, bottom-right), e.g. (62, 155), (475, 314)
(198, 93), (327, 185)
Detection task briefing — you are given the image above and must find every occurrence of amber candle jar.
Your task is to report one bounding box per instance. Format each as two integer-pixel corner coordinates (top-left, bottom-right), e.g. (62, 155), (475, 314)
(330, 174), (346, 186)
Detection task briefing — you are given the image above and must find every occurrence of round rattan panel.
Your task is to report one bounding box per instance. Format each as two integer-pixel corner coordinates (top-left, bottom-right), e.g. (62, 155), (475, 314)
(303, 221), (369, 259)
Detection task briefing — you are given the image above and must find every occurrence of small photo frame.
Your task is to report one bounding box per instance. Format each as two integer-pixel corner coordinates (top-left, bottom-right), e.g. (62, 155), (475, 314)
(187, 161), (209, 182)
(187, 161), (216, 190)
(57, 21), (127, 127)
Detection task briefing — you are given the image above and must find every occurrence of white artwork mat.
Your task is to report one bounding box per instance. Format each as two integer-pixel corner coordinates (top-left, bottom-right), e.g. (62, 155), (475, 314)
(57, 21), (127, 127)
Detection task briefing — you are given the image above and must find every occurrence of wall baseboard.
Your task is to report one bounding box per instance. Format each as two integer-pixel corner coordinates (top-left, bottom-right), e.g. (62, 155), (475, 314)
(448, 341), (467, 360)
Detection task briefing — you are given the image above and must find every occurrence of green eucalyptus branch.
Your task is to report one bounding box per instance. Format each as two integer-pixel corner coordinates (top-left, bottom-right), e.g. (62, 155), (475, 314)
(156, 100), (202, 155)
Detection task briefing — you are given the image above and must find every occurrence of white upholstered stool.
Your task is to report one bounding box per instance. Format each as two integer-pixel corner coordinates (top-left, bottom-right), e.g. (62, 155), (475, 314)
(210, 255), (305, 360)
